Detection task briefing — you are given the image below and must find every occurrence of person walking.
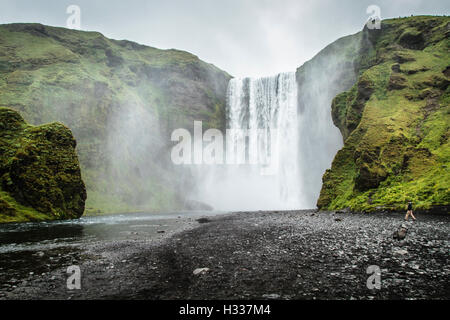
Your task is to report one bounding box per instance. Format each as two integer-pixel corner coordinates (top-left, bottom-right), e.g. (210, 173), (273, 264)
(405, 201), (416, 221)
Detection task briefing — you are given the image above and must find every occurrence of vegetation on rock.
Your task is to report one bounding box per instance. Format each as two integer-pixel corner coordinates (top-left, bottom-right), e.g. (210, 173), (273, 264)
(1, 17), (447, 216)
(0, 107), (86, 223)
(0, 23), (231, 214)
(318, 16), (450, 212)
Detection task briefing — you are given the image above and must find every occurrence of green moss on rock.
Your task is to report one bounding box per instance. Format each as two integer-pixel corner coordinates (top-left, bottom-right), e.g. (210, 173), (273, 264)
(0, 107), (86, 223)
(0, 23), (231, 214)
(318, 16), (450, 212)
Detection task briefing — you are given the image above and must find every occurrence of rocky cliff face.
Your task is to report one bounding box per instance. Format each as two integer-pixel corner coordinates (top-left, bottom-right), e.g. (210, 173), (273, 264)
(0, 108), (86, 223)
(1, 17), (447, 215)
(0, 23), (231, 214)
(317, 16), (450, 212)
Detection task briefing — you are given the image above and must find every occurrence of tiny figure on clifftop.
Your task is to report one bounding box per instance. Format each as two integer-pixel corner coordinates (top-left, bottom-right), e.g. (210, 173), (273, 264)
(405, 201), (416, 221)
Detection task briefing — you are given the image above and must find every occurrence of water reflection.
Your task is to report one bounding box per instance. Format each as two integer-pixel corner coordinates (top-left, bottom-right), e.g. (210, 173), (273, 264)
(0, 224), (84, 246)
(0, 211), (224, 292)
(0, 211), (224, 252)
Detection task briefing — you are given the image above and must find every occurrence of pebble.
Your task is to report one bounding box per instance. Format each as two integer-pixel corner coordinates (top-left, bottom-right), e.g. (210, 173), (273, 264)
(262, 293), (280, 299)
(193, 268), (210, 275)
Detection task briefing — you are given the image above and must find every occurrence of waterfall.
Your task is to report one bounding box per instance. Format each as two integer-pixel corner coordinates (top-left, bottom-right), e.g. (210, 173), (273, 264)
(226, 72), (301, 209)
(193, 63), (346, 211)
(190, 36), (361, 211)
(190, 72), (302, 211)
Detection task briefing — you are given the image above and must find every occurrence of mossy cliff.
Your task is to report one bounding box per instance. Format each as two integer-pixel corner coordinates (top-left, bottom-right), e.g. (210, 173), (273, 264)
(0, 108), (86, 223)
(317, 16), (450, 212)
(0, 23), (231, 214)
(1, 17), (447, 215)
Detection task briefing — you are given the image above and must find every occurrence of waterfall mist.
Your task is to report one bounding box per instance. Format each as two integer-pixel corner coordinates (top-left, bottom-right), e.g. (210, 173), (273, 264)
(101, 97), (176, 210)
(0, 22), (371, 214)
(14, 24), (363, 213)
(192, 33), (363, 210)
(192, 72), (300, 211)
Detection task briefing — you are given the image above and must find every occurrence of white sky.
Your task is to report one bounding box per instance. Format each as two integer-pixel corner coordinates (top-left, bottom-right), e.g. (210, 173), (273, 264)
(1, 0), (449, 77)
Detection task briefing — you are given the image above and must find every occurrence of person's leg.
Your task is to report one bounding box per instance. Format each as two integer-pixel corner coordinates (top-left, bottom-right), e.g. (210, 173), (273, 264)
(411, 211), (416, 220)
(405, 211), (410, 221)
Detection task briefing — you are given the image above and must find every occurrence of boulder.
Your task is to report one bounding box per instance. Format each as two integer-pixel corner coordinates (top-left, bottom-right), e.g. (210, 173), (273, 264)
(0, 108), (86, 222)
(393, 224), (408, 240)
(193, 268), (210, 275)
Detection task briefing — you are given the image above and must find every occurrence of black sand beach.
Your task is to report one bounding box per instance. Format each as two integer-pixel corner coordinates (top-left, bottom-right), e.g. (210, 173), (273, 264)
(1, 210), (449, 300)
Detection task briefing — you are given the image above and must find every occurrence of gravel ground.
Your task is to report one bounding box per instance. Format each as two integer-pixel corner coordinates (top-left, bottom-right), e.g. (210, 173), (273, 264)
(1, 210), (449, 300)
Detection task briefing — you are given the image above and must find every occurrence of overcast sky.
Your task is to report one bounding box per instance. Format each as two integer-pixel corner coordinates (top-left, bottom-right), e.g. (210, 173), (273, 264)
(1, 0), (449, 77)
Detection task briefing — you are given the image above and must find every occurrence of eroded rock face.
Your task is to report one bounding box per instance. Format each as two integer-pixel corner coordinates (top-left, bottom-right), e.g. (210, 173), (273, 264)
(318, 16), (450, 212)
(0, 108), (86, 222)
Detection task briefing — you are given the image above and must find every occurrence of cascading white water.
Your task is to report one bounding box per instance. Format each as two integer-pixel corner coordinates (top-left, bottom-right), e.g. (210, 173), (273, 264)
(191, 36), (362, 211)
(226, 72), (301, 209)
(193, 56), (351, 211)
(189, 72), (301, 210)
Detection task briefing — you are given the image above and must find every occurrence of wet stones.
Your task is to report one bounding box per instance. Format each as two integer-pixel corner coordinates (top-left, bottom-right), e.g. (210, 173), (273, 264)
(393, 249), (408, 256)
(393, 224), (408, 240)
(193, 268), (210, 275)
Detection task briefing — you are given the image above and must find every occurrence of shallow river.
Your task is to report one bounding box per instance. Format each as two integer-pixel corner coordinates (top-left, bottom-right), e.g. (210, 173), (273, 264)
(0, 211), (223, 293)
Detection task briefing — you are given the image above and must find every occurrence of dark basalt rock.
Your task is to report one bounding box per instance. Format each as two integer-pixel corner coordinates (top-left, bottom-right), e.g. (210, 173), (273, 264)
(393, 224), (408, 240)
(354, 164), (387, 192)
(196, 217), (211, 224)
(388, 74), (408, 90)
(398, 31), (425, 50)
(443, 66), (450, 78)
(391, 64), (401, 73)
